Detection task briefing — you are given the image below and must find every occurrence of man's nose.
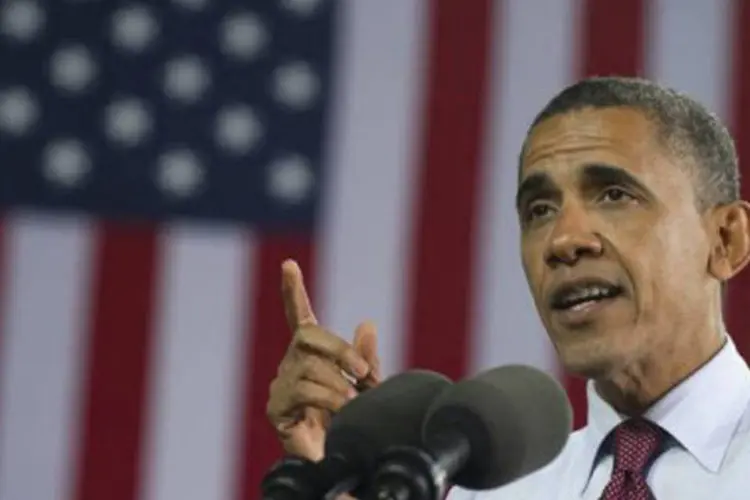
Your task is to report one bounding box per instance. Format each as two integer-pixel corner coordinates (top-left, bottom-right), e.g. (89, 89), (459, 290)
(545, 204), (603, 266)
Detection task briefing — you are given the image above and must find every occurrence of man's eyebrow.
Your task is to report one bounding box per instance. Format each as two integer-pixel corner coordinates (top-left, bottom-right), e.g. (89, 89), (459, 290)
(515, 171), (557, 211)
(580, 163), (649, 192)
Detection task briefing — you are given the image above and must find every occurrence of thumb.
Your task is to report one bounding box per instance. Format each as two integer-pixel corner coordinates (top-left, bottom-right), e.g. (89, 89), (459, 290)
(353, 321), (380, 383)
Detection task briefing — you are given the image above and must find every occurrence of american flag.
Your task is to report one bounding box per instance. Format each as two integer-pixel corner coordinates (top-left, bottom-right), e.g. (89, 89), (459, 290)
(0, 1), (749, 499)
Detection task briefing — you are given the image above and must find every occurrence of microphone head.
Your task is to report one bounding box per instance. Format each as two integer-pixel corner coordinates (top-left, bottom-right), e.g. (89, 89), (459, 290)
(422, 364), (572, 490)
(325, 369), (452, 469)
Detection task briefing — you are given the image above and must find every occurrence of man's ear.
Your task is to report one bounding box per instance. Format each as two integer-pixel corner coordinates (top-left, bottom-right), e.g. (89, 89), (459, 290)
(707, 200), (750, 281)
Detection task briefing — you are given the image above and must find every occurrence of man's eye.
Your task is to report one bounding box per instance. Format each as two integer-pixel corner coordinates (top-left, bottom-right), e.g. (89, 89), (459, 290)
(526, 203), (553, 220)
(601, 187), (633, 202)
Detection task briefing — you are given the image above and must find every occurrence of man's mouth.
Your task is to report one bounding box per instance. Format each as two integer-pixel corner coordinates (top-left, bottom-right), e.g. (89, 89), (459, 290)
(549, 278), (624, 312)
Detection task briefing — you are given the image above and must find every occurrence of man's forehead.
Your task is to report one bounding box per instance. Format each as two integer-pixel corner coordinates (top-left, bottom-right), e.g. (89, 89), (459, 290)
(519, 107), (658, 178)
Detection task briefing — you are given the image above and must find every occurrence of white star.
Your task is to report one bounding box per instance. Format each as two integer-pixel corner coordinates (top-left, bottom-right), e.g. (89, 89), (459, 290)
(215, 105), (262, 155)
(111, 4), (159, 53)
(49, 44), (98, 94)
(0, 0), (45, 43)
(104, 97), (152, 147)
(157, 148), (204, 197)
(219, 11), (267, 61)
(42, 139), (91, 188)
(267, 154), (315, 204)
(272, 61), (319, 110)
(163, 55), (211, 104)
(280, 0), (322, 17)
(0, 87), (39, 136)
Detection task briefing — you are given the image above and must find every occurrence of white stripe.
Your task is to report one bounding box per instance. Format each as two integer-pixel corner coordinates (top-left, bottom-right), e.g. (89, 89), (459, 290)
(317, 0), (428, 377)
(471, 0), (578, 376)
(140, 226), (249, 500)
(646, 0), (733, 121)
(0, 213), (93, 500)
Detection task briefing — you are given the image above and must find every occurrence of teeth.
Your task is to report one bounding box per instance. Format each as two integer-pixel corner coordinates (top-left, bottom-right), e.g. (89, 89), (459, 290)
(569, 301), (595, 312)
(559, 285), (616, 308)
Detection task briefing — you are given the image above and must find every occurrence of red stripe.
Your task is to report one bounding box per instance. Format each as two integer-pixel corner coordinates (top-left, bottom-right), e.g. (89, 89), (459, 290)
(580, 1), (645, 78)
(565, 0), (647, 430)
(236, 235), (316, 500)
(404, 0), (493, 381)
(727, 0), (750, 363)
(72, 222), (160, 500)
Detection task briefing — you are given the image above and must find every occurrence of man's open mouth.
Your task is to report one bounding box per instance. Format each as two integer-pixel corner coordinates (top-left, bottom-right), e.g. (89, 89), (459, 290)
(549, 278), (624, 311)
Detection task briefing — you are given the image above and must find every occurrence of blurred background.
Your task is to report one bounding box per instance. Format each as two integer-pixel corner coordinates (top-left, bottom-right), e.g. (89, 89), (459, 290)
(0, 0), (749, 499)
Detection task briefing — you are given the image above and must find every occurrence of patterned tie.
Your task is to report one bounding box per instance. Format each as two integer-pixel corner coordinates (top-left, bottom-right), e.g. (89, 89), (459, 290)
(600, 418), (665, 500)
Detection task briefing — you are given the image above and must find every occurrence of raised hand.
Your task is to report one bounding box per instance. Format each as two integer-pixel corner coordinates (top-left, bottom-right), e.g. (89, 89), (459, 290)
(266, 259), (380, 460)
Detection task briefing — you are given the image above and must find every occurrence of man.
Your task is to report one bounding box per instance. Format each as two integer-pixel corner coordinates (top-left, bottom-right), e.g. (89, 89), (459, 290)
(265, 77), (750, 499)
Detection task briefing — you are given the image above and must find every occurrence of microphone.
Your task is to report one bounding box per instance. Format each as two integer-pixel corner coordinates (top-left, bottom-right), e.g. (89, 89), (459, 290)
(364, 365), (573, 500)
(260, 369), (452, 500)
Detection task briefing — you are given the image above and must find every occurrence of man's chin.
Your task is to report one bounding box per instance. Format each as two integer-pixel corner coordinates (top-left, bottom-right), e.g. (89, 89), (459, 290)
(561, 358), (611, 380)
(555, 338), (621, 379)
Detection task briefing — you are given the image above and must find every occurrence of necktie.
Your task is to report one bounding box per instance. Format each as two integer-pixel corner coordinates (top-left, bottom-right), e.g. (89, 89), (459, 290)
(599, 418), (665, 500)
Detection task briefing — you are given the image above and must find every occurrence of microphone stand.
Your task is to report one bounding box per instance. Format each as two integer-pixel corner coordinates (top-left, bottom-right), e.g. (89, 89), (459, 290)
(363, 430), (471, 500)
(261, 454), (368, 500)
(261, 456), (318, 500)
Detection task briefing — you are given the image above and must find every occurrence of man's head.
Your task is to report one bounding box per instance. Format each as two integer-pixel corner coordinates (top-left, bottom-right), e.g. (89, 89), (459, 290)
(517, 76), (750, 381)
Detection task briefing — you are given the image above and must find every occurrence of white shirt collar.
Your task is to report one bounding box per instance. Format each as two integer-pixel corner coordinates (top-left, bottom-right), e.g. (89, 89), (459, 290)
(577, 335), (750, 494)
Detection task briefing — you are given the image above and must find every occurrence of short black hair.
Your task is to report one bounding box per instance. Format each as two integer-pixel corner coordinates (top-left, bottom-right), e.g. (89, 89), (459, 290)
(520, 76), (740, 210)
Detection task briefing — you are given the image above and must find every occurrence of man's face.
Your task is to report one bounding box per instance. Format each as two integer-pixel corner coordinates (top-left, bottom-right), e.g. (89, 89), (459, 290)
(518, 107), (714, 377)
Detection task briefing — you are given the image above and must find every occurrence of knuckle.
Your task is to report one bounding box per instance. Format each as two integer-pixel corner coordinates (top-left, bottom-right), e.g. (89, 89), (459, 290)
(265, 399), (277, 420)
(291, 379), (312, 399)
(297, 355), (319, 373)
(269, 375), (289, 396)
(266, 392), (282, 419)
(286, 355), (315, 381)
(293, 325), (316, 345)
(271, 365), (294, 390)
(268, 376), (280, 394)
(266, 387), (287, 415)
(277, 350), (297, 375)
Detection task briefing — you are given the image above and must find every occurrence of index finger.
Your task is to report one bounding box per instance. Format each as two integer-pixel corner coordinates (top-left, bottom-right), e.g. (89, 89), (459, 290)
(281, 259), (318, 330)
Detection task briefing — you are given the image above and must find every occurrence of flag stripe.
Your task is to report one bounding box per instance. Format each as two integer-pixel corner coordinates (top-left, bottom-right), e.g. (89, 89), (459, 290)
(238, 236), (316, 500)
(72, 223), (160, 500)
(140, 227), (247, 500)
(404, 0), (493, 381)
(645, 0), (732, 122)
(580, 0), (645, 77)
(317, 0), (427, 379)
(727, 0), (750, 361)
(0, 214), (93, 500)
